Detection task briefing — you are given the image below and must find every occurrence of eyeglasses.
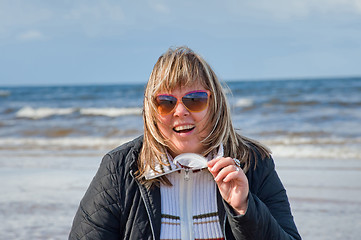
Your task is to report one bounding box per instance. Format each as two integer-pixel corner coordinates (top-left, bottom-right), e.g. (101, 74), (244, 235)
(155, 90), (210, 115)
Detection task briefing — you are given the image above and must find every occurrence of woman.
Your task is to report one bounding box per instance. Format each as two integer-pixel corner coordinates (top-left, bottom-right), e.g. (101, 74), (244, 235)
(69, 46), (301, 239)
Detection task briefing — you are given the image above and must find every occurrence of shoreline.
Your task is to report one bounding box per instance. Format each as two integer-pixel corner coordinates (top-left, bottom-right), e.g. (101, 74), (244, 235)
(1, 154), (361, 239)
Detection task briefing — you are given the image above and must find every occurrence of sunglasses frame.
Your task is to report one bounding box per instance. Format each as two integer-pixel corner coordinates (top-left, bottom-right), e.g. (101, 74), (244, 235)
(155, 90), (211, 115)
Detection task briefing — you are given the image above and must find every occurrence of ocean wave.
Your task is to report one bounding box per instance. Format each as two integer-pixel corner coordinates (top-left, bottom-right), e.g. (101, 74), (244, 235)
(261, 136), (360, 145)
(15, 106), (143, 119)
(0, 137), (133, 150)
(1, 136), (360, 160)
(79, 107), (142, 117)
(16, 107), (75, 119)
(270, 145), (361, 160)
(263, 98), (361, 108)
(233, 98), (254, 108)
(262, 136), (361, 159)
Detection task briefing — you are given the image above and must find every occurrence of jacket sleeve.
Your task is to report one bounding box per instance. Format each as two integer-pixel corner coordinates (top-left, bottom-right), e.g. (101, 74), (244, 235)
(224, 157), (301, 240)
(69, 153), (121, 240)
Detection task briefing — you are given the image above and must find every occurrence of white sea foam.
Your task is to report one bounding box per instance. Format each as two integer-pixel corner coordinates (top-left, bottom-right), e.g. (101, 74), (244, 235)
(0, 137), (133, 150)
(1, 136), (360, 160)
(262, 136), (358, 145)
(262, 136), (361, 160)
(16, 107), (75, 119)
(270, 145), (361, 160)
(80, 107), (142, 117)
(15, 106), (143, 119)
(234, 98), (253, 107)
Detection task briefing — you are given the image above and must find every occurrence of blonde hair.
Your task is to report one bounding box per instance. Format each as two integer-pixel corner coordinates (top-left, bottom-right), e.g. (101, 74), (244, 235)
(137, 46), (270, 186)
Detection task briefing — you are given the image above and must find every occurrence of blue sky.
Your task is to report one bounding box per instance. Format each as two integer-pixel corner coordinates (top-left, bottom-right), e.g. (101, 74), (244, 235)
(1, 0), (361, 86)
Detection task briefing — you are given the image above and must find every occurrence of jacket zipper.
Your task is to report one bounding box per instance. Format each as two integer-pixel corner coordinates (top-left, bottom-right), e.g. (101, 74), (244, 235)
(180, 168), (193, 240)
(130, 170), (156, 240)
(132, 169), (227, 240)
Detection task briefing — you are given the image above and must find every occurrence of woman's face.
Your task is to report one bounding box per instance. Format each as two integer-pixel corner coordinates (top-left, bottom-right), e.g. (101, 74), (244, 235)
(155, 84), (211, 157)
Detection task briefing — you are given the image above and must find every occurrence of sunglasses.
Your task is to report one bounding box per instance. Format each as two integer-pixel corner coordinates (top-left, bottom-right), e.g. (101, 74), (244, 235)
(155, 90), (210, 115)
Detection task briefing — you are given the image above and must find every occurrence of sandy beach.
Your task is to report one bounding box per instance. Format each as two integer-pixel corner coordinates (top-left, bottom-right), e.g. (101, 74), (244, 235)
(0, 153), (100, 240)
(1, 150), (360, 240)
(275, 157), (361, 239)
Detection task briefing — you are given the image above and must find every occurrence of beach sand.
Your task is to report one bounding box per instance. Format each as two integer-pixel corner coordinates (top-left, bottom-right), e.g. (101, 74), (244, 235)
(275, 157), (361, 239)
(1, 153), (360, 239)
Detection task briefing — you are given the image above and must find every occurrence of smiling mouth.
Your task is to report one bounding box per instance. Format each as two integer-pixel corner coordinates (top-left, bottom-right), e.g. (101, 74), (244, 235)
(173, 125), (195, 133)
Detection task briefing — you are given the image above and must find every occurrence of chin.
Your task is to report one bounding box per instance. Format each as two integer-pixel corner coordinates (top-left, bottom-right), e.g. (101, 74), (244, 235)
(175, 144), (202, 155)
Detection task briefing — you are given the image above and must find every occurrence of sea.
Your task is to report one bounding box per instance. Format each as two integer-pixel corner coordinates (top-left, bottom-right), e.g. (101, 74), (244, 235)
(1, 77), (360, 159)
(1, 77), (361, 239)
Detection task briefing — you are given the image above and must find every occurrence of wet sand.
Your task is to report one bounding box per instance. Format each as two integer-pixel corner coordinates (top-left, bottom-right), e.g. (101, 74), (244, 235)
(1, 153), (361, 239)
(275, 157), (361, 239)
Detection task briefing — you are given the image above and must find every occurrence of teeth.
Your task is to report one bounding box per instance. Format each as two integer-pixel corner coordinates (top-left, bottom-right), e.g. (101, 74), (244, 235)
(174, 125), (194, 131)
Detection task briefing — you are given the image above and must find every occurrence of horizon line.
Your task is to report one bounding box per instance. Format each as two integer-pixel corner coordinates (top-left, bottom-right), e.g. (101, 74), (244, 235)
(1, 75), (360, 88)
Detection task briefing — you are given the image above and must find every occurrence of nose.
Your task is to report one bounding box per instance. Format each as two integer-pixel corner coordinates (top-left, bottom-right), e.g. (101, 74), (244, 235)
(173, 101), (189, 116)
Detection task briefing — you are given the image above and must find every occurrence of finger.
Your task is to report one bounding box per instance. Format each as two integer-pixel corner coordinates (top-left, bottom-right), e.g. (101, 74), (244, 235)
(208, 167), (217, 179)
(209, 157), (234, 173)
(223, 166), (248, 184)
(214, 165), (240, 182)
(207, 157), (224, 178)
(208, 158), (224, 179)
(223, 169), (241, 182)
(207, 156), (222, 168)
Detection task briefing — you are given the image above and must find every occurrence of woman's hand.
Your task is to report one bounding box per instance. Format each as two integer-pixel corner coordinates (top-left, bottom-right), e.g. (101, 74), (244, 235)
(208, 157), (249, 215)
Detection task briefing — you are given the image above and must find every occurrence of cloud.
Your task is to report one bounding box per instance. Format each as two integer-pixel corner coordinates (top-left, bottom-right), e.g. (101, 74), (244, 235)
(65, 1), (125, 22)
(1, 0), (361, 41)
(147, 0), (170, 14)
(17, 30), (45, 41)
(0, 1), (52, 39)
(0, 1), (126, 39)
(227, 0), (361, 20)
(61, 1), (126, 37)
(0, 1), (52, 25)
(153, 3), (170, 14)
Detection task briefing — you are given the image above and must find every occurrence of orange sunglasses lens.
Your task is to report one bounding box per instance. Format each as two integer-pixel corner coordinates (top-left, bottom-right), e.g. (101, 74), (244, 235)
(155, 91), (209, 115)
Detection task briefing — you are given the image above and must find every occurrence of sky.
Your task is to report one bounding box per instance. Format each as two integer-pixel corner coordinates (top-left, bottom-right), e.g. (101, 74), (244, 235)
(1, 0), (361, 86)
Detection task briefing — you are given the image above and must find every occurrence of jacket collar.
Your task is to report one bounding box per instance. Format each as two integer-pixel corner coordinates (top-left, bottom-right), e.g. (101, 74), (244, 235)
(144, 144), (224, 180)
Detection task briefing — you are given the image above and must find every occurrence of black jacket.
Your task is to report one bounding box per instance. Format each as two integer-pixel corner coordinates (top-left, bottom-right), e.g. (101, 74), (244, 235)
(69, 136), (301, 239)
